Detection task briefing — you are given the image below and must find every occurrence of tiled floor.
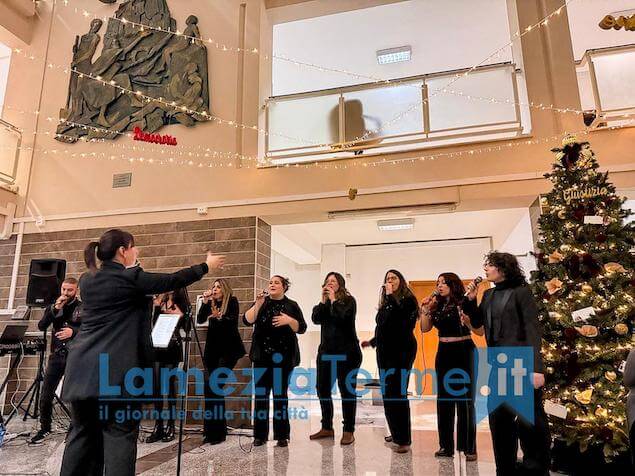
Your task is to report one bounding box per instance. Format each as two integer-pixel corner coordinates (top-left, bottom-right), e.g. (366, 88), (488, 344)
(0, 401), (500, 475)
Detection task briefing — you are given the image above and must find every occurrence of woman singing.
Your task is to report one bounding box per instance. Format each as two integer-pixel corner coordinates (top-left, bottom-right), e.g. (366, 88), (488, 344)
(361, 270), (419, 453)
(310, 272), (362, 445)
(146, 288), (192, 444)
(243, 276), (307, 447)
(196, 279), (246, 445)
(420, 273), (482, 461)
(60, 229), (225, 476)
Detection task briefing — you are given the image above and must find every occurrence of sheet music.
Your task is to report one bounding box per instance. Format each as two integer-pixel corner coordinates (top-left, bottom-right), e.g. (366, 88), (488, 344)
(151, 314), (181, 348)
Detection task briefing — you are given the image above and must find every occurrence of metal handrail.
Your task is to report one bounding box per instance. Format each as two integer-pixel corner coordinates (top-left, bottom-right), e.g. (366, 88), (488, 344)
(265, 62), (523, 161)
(575, 42), (635, 127)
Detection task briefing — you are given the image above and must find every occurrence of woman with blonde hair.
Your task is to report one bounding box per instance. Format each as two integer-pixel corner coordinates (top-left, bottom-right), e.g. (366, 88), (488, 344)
(197, 278), (245, 444)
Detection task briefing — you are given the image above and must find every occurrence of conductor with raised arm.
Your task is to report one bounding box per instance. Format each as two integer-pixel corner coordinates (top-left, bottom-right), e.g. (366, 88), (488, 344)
(59, 229), (225, 476)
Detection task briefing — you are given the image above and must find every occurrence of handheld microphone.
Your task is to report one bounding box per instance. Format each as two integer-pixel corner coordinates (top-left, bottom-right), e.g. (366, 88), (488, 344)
(431, 290), (440, 298)
(464, 276), (483, 297)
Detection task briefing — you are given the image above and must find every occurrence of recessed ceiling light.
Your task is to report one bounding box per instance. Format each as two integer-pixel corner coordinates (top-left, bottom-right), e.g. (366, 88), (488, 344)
(377, 218), (414, 231)
(377, 46), (411, 65)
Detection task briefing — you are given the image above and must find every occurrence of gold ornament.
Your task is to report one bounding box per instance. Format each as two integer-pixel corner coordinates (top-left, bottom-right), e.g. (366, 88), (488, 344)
(548, 251), (564, 263)
(604, 262), (626, 274)
(546, 278), (563, 295)
(605, 371), (617, 382)
(575, 388), (593, 405)
(581, 284), (593, 293)
(575, 325), (598, 338)
(595, 406), (608, 418)
(557, 210), (566, 219)
(562, 134), (578, 147)
(614, 323), (629, 335)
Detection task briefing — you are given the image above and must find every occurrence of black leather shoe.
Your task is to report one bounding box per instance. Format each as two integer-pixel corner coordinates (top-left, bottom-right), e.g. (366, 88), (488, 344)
(276, 439), (288, 447)
(161, 423), (175, 442)
(434, 448), (454, 457)
(146, 424), (164, 443)
(253, 438), (266, 446)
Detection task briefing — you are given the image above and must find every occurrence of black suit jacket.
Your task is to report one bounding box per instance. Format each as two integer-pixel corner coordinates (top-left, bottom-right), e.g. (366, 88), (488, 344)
(62, 260), (208, 401)
(467, 283), (544, 373)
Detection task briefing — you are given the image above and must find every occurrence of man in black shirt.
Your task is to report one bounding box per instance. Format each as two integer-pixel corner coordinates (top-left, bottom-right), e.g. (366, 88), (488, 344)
(29, 278), (82, 445)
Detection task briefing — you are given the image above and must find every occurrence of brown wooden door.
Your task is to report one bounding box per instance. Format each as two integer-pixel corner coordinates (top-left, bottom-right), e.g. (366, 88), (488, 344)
(410, 280), (489, 395)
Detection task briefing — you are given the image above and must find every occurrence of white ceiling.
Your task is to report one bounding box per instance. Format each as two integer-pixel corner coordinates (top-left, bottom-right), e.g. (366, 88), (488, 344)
(272, 207), (529, 264)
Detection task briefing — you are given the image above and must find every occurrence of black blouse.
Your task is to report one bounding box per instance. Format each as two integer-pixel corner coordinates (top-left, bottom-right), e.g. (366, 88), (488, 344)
(311, 295), (360, 355)
(372, 294), (419, 366)
(197, 295), (246, 367)
(243, 296), (307, 367)
(431, 299), (472, 339)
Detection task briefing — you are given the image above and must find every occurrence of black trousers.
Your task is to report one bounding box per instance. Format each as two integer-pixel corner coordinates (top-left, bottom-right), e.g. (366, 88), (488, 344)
(316, 351), (361, 433)
(253, 361), (293, 441)
(379, 355), (415, 446)
(203, 356), (237, 441)
(435, 340), (476, 454)
(152, 361), (177, 427)
(39, 352), (67, 431)
(60, 400), (141, 476)
(489, 389), (551, 476)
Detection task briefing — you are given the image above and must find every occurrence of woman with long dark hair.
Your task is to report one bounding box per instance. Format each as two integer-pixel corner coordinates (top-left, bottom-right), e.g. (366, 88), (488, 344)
(361, 269), (419, 453)
(243, 275), (307, 447)
(420, 273), (482, 461)
(463, 251), (551, 476)
(60, 229), (225, 476)
(310, 272), (361, 445)
(197, 278), (245, 444)
(145, 289), (191, 444)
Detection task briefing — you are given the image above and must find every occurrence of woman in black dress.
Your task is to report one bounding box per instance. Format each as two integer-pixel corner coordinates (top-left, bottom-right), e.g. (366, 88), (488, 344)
(243, 275), (307, 447)
(146, 288), (191, 443)
(310, 272), (362, 445)
(361, 269), (419, 453)
(420, 273), (482, 461)
(197, 278), (245, 444)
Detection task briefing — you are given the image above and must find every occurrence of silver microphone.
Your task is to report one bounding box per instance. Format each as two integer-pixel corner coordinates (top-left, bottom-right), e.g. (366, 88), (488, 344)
(464, 276), (483, 297)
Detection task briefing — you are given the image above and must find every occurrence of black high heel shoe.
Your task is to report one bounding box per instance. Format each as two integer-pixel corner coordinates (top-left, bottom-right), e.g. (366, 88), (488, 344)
(162, 422), (175, 442)
(146, 422), (164, 443)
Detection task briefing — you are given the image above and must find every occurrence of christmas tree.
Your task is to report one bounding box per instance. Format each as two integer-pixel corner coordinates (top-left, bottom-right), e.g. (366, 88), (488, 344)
(530, 134), (635, 463)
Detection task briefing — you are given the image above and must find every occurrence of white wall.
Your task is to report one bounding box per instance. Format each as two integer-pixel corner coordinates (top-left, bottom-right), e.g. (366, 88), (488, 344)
(272, 0), (512, 95)
(567, 0), (635, 60)
(498, 209), (536, 276)
(0, 42), (11, 115)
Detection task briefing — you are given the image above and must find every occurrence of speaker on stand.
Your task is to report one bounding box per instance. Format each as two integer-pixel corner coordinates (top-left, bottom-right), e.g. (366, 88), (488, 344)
(8, 259), (70, 423)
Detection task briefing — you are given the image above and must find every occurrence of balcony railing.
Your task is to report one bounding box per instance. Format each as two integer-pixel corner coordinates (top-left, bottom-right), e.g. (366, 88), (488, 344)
(576, 43), (635, 128)
(0, 118), (20, 184)
(263, 62), (528, 164)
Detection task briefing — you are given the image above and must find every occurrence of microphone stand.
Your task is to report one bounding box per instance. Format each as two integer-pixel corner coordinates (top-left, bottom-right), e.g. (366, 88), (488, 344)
(176, 305), (194, 476)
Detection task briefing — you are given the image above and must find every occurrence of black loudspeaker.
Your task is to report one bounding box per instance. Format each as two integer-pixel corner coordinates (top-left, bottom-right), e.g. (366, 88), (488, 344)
(26, 259), (66, 307)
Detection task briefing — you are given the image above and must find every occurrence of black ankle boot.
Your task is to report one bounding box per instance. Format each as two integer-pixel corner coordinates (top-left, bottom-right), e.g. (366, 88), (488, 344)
(146, 422), (164, 443)
(162, 421), (175, 442)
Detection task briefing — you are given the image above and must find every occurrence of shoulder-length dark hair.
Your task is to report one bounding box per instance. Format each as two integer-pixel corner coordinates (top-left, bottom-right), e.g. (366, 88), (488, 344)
(379, 269), (417, 308)
(485, 251), (526, 286)
(323, 272), (351, 301)
(162, 287), (192, 315)
(84, 229), (134, 271)
(437, 272), (466, 305)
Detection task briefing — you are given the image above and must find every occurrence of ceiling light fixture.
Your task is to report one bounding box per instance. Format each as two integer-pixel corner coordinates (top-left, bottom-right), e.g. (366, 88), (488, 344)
(377, 218), (415, 231)
(376, 46), (412, 65)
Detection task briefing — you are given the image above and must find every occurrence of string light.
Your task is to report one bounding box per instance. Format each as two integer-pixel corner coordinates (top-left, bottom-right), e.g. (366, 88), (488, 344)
(10, 118), (635, 172)
(27, 0), (583, 148)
